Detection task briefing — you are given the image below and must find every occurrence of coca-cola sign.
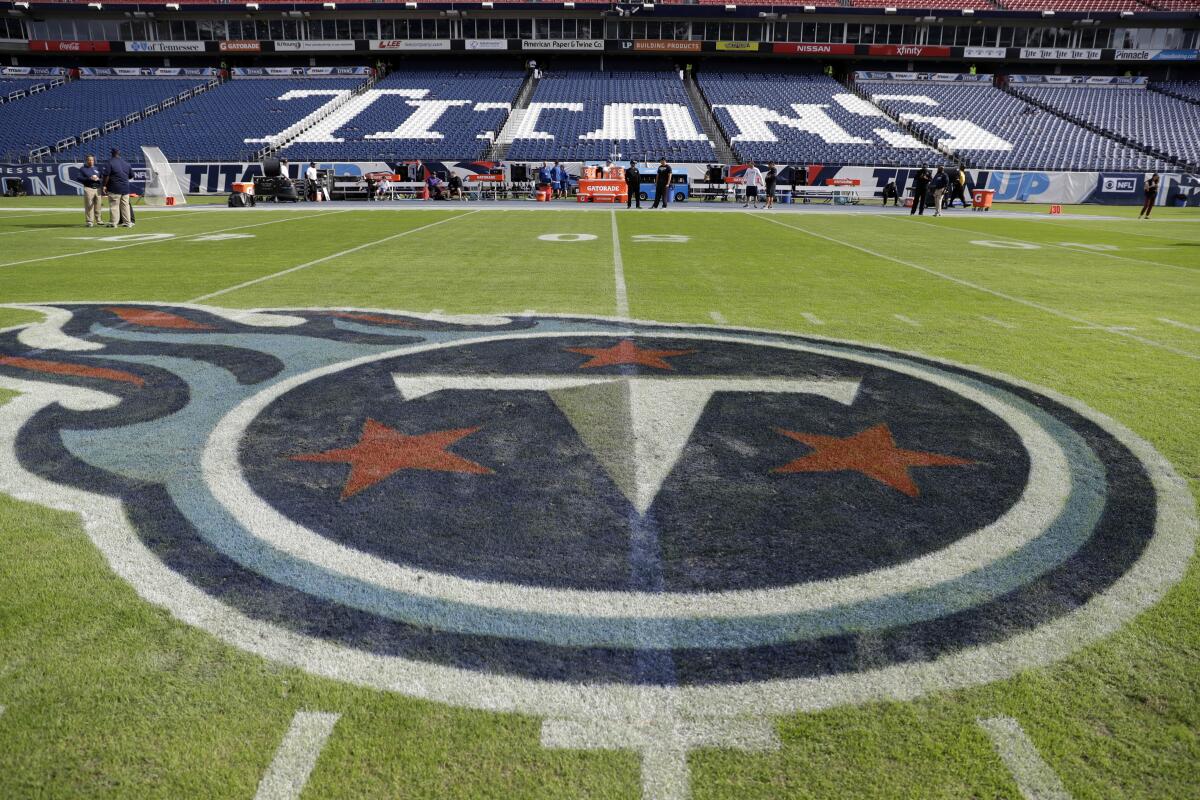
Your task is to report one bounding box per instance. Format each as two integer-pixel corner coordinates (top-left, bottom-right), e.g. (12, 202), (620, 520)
(30, 40), (112, 53)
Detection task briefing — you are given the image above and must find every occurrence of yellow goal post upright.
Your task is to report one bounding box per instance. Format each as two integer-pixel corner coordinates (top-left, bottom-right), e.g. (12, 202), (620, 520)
(140, 146), (188, 206)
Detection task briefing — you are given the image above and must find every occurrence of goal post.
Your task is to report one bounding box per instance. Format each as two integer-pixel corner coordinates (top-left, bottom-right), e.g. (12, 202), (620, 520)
(140, 146), (187, 206)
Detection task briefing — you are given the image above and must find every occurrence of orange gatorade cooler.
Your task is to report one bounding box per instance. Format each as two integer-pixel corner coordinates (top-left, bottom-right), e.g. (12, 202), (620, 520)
(972, 189), (994, 211)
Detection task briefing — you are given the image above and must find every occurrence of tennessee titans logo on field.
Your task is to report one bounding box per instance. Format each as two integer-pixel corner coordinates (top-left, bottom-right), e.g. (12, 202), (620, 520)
(0, 304), (1194, 724)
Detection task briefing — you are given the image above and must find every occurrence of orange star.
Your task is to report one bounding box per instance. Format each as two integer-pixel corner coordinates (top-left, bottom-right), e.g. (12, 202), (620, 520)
(772, 423), (972, 498)
(290, 419), (492, 500)
(565, 339), (696, 370)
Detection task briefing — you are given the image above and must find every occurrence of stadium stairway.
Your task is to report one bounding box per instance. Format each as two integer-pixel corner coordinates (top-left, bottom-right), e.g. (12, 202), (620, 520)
(489, 68), (540, 161)
(684, 71), (735, 165)
(251, 69), (378, 161)
(1001, 82), (1193, 173)
(842, 76), (962, 168)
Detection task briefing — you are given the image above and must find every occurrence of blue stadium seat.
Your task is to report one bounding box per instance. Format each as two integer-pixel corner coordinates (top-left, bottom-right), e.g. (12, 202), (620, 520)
(505, 69), (715, 163)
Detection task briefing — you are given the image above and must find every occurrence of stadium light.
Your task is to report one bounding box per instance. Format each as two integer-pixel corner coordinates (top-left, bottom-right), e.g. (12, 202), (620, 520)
(406, 1), (418, 7)
(724, 3), (736, 9)
(245, 2), (259, 8)
(1041, 9), (1054, 15)
(563, 1), (574, 7)
(165, 2), (179, 8)
(13, 0), (29, 8)
(482, 1), (493, 6)
(322, 1), (336, 7)
(803, 4), (816, 10)
(1119, 9), (1133, 15)
(884, 7), (897, 13)
(961, 8), (974, 15)
(87, 1), (102, 8)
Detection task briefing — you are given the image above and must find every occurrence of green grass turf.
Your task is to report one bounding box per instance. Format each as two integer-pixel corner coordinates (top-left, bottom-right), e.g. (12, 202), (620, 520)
(0, 203), (1197, 798)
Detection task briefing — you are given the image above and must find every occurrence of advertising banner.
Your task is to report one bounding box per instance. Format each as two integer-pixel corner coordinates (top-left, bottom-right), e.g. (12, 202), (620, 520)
(1018, 48), (1101, 61)
(773, 43), (855, 55)
(715, 41), (760, 52)
(127, 41), (206, 53)
(464, 39), (509, 51)
(1114, 49), (1200, 61)
(371, 39), (451, 51)
(964, 47), (1006, 59)
(29, 40), (111, 53)
(220, 40), (262, 53)
(867, 45), (952, 58)
(630, 40), (702, 53)
(273, 40), (357, 52)
(521, 40), (604, 51)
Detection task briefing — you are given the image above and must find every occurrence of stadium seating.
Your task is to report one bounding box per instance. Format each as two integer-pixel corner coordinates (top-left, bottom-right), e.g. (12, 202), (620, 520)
(504, 69), (715, 162)
(1008, 84), (1199, 169)
(1152, 81), (1200, 105)
(861, 79), (1169, 171)
(55, 77), (368, 163)
(0, 77), (209, 162)
(999, 0), (1145, 9)
(278, 69), (523, 162)
(1142, 0), (1200, 8)
(698, 70), (942, 166)
(0, 77), (64, 105)
(849, 0), (995, 8)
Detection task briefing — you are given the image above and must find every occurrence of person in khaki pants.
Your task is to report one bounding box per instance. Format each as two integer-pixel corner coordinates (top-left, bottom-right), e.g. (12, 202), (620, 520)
(102, 148), (134, 228)
(79, 155), (103, 227)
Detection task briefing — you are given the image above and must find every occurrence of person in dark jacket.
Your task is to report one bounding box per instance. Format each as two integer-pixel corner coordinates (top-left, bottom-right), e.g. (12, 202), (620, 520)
(625, 159), (642, 209)
(947, 168), (971, 208)
(764, 162), (778, 209)
(910, 166), (931, 216)
(651, 158), (672, 209)
(79, 154), (103, 227)
(1140, 173), (1160, 219)
(102, 148), (134, 227)
(881, 179), (900, 207)
(930, 166), (949, 217)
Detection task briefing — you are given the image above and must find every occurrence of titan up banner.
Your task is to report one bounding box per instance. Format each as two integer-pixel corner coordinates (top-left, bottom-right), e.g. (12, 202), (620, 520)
(4, 162), (1192, 207)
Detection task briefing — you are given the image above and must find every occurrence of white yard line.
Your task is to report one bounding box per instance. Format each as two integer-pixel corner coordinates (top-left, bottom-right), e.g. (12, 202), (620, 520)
(1158, 317), (1200, 334)
(709, 310), (728, 324)
(0, 210), (347, 270)
(800, 312), (825, 326)
(893, 314), (921, 327)
(610, 209), (630, 318)
(901, 216), (1198, 276)
(1018, 216), (1200, 244)
(189, 210), (479, 303)
(977, 717), (1072, 800)
(754, 213), (1200, 362)
(254, 711), (341, 800)
(980, 315), (1017, 329)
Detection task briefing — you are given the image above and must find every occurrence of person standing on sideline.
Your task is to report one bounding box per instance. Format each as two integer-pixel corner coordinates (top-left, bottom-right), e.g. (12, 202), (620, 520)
(742, 162), (763, 209)
(930, 167), (949, 217)
(102, 148), (133, 227)
(305, 161), (319, 201)
(910, 166), (931, 216)
(1140, 173), (1160, 219)
(651, 158), (672, 209)
(764, 162), (778, 209)
(625, 159), (642, 209)
(79, 155), (102, 227)
(948, 168), (970, 208)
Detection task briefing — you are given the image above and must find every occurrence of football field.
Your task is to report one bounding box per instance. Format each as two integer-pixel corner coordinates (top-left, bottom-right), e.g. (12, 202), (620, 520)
(0, 198), (1197, 799)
